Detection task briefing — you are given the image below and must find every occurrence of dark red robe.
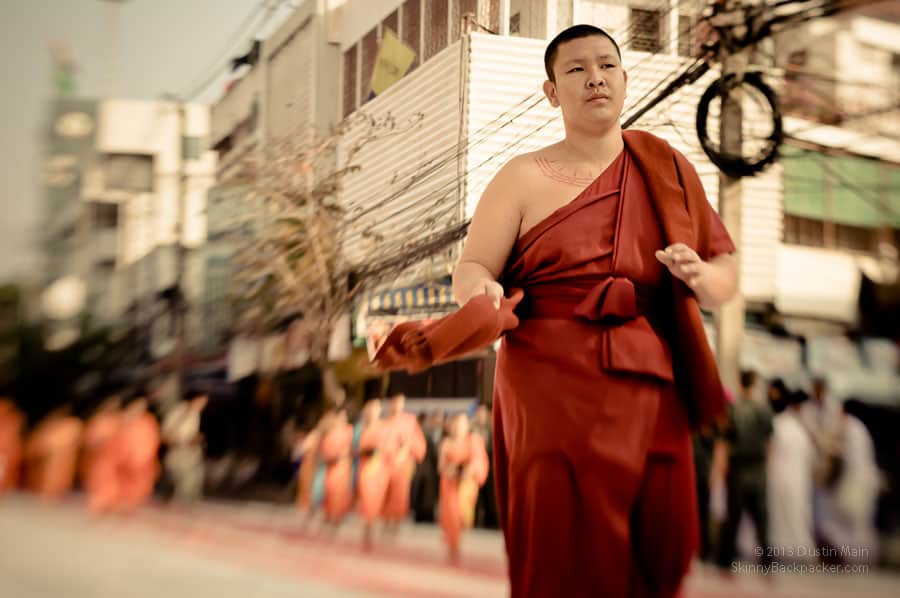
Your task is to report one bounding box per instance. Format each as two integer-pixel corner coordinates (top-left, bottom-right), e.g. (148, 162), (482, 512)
(375, 131), (734, 597)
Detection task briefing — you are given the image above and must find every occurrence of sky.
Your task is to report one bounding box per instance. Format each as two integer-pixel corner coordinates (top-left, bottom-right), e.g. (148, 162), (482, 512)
(0, 0), (294, 281)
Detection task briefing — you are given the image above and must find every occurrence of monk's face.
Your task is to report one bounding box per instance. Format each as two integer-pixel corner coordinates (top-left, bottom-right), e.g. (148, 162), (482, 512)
(543, 35), (627, 132)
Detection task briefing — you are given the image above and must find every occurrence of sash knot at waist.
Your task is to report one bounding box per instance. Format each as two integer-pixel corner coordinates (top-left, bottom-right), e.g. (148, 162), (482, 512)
(520, 276), (675, 384)
(524, 276), (656, 324)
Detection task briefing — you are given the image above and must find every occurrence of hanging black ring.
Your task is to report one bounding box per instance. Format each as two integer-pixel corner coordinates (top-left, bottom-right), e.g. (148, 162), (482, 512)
(696, 71), (783, 178)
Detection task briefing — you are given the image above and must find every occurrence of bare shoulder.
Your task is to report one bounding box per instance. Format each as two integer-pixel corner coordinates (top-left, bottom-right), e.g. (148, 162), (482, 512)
(485, 146), (557, 194)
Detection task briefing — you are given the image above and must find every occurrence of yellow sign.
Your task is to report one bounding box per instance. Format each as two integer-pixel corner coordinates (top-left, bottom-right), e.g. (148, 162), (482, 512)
(370, 29), (417, 96)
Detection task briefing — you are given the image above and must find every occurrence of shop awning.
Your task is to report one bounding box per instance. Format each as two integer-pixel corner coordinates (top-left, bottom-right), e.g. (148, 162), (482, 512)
(367, 283), (455, 314)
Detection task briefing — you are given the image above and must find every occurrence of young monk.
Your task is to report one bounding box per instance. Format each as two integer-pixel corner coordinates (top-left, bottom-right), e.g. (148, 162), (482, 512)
(24, 406), (83, 500)
(376, 25), (738, 598)
(438, 412), (489, 564)
(380, 393), (426, 527)
(0, 399), (24, 494)
(115, 397), (160, 511)
(320, 409), (354, 524)
(356, 399), (388, 549)
(81, 397), (123, 513)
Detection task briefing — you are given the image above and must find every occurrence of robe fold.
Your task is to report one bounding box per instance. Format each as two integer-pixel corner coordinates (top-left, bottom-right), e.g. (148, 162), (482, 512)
(374, 131), (734, 597)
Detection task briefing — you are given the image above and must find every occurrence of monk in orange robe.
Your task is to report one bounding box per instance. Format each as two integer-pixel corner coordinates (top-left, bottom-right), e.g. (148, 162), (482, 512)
(80, 398), (123, 513)
(355, 399), (388, 548)
(24, 407), (83, 500)
(115, 398), (160, 511)
(0, 399), (24, 494)
(296, 410), (332, 514)
(380, 393), (426, 526)
(320, 409), (354, 523)
(375, 26), (739, 598)
(439, 412), (489, 563)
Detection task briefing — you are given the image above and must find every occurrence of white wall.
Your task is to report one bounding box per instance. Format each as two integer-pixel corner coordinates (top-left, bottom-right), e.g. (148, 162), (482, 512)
(96, 99), (214, 271)
(210, 67), (261, 147)
(776, 245), (861, 323)
(331, 0), (405, 49)
(266, 17), (317, 140)
(338, 40), (465, 283)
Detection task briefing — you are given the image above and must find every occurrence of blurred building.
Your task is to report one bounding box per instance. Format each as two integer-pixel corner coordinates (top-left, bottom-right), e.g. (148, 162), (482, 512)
(206, 1), (341, 358)
(41, 97), (216, 370)
(770, 8), (900, 401)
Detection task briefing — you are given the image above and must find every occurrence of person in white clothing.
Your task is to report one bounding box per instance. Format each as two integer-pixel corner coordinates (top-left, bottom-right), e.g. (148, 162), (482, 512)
(768, 389), (816, 563)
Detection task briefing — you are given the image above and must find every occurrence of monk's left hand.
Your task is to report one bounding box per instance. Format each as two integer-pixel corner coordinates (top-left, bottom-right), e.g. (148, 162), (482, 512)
(655, 243), (707, 290)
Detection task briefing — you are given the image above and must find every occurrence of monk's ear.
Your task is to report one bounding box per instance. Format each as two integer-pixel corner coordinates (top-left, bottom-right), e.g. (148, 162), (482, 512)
(543, 80), (559, 107)
(623, 69), (628, 99)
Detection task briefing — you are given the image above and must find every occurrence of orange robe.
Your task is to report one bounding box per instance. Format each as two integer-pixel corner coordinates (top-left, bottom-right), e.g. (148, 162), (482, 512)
(375, 131), (735, 598)
(381, 412), (426, 522)
(439, 433), (489, 555)
(116, 413), (160, 510)
(320, 422), (353, 522)
(25, 415), (83, 499)
(356, 421), (389, 524)
(81, 412), (123, 513)
(0, 402), (23, 493)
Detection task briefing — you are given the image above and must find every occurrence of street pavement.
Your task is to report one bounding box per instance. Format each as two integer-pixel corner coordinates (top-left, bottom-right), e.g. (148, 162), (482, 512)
(2, 494), (899, 597)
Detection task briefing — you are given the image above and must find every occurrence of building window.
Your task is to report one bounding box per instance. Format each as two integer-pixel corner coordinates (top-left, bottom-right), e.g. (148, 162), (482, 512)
(343, 44), (358, 118)
(630, 8), (663, 54)
(382, 9), (399, 39)
(103, 154), (154, 193)
(783, 214), (825, 247)
(93, 203), (119, 229)
(402, 0), (421, 72)
(787, 49), (807, 68)
(96, 258), (116, 273)
(483, 0), (500, 33)
(360, 27), (379, 102)
(425, 0), (449, 61)
(182, 136), (204, 161)
(452, 0), (478, 41)
(677, 14), (694, 57)
(835, 223), (876, 253)
(509, 12), (521, 35)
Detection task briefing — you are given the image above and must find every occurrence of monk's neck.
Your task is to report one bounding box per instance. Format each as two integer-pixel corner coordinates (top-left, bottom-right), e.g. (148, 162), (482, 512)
(560, 126), (624, 166)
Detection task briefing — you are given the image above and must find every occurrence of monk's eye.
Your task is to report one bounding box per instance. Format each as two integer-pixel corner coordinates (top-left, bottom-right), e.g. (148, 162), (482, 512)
(567, 67), (583, 73)
(602, 64), (616, 69)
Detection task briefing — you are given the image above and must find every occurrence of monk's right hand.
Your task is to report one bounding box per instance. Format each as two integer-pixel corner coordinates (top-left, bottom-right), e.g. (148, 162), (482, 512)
(481, 280), (504, 310)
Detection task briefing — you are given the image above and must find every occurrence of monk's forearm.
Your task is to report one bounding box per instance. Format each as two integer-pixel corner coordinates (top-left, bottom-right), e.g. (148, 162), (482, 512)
(694, 254), (739, 310)
(452, 261), (497, 305)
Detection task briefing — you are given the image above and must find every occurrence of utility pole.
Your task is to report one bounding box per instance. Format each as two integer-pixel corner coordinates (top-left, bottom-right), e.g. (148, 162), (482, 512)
(160, 94), (189, 405)
(499, 0), (510, 36)
(715, 2), (747, 392)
